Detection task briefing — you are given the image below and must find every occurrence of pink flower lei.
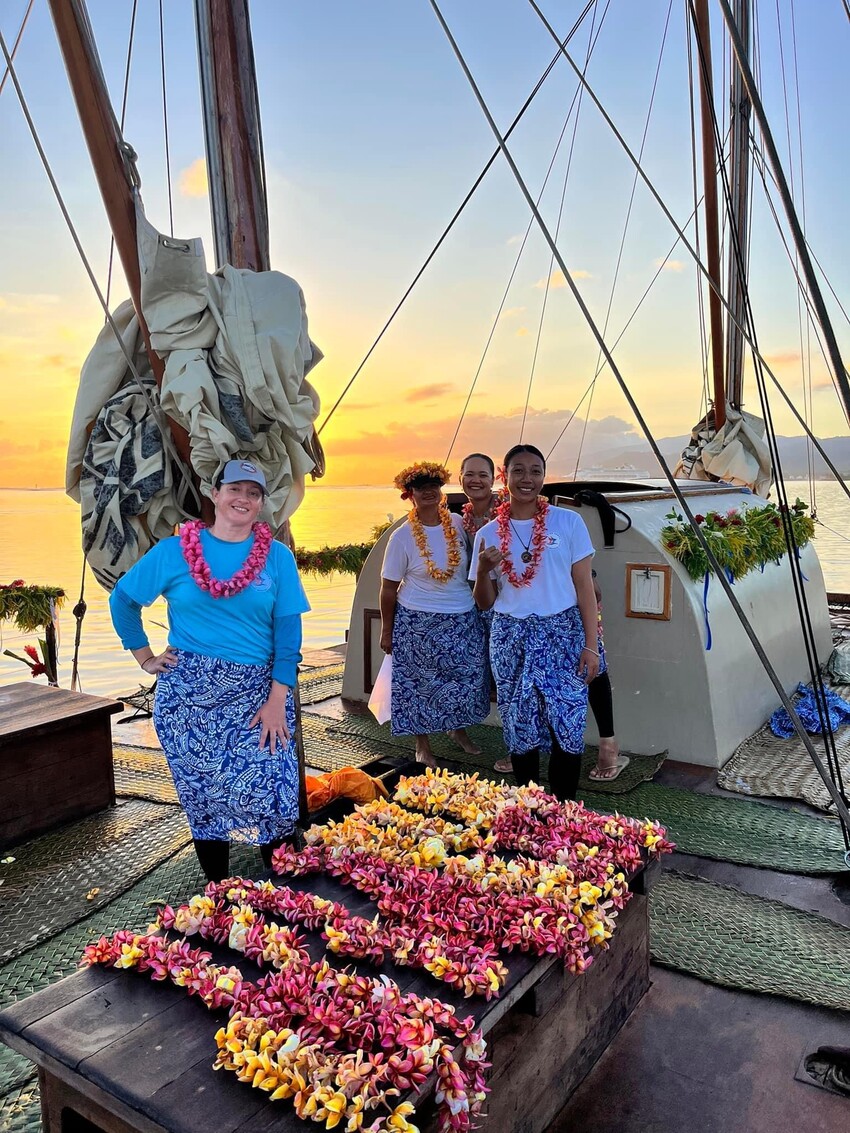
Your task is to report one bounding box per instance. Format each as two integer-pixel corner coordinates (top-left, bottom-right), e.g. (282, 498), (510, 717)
(180, 519), (273, 598)
(461, 495), (499, 538)
(495, 494), (549, 587)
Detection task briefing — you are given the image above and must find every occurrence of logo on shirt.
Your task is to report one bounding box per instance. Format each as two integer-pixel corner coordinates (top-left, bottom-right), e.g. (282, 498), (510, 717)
(252, 569), (272, 591)
(546, 534), (561, 547)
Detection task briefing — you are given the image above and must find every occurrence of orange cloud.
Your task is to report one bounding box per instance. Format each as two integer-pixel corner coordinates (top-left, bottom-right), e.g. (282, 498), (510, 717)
(653, 258), (685, 272)
(764, 351), (801, 367)
(499, 306), (526, 320)
(516, 326), (530, 337)
(404, 382), (454, 403)
(178, 158), (209, 198)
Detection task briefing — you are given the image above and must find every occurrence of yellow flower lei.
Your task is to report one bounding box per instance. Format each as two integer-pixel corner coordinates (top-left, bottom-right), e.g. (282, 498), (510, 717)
(408, 501), (461, 583)
(393, 460), (451, 497)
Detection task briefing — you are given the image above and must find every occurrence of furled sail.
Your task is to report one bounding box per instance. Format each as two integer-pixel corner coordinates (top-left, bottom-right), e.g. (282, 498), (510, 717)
(675, 404), (771, 497)
(66, 206), (323, 590)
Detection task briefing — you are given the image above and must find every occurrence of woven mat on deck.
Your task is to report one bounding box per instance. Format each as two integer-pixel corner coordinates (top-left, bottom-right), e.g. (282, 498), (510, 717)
(114, 743), (178, 803)
(650, 871), (850, 1012)
(718, 714), (850, 814)
(300, 664), (345, 705)
(0, 800), (191, 964)
(581, 782), (845, 874)
(0, 1080), (40, 1133)
(0, 843), (257, 1103)
(326, 715), (665, 792)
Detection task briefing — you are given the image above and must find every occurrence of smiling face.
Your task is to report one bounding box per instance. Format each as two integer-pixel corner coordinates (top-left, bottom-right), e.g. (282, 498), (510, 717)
(460, 457), (494, 503)
(211, 480), (265, 529)
(408, 479), (443, 512)
(505, 452), (545, 504)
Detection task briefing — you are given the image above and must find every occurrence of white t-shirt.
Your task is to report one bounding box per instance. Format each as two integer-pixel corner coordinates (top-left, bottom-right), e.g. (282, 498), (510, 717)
(469, 505), (595, 618)
(382, 513), (475, 613)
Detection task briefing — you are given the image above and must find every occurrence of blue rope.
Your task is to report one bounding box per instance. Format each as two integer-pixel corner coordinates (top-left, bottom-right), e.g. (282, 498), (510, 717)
(702, 571), (712, 651)
(770, 683), (850, 739)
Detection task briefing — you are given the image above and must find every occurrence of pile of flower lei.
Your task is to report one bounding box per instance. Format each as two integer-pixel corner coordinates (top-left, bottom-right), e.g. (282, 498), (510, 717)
(83, 921), (487, 1133)
(494, 495), (550, 587)
(158, 877), (507, 1001)
(661, 499), (814, 583)
(270, 784), (673, 976)
(408, 503), (462, 584)
(180, 519), (274, 598)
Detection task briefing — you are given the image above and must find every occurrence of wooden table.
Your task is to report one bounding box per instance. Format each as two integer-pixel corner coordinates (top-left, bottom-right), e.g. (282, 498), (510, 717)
(0, 683), (123, 847)
(0, 863), (657, 1133)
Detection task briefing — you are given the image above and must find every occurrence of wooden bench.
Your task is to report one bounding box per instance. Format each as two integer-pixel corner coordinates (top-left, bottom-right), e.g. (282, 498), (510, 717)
(0, 683), (123, 848)
(0, 863), (657, 1133)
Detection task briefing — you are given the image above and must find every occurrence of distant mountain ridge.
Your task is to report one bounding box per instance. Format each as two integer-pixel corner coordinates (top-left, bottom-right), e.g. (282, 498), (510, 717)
(572, 434), (850, 480)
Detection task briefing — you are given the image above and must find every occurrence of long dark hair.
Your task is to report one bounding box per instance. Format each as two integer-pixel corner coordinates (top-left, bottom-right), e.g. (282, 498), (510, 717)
(460, 452), (495, 477)
(503, 443), (546, 472)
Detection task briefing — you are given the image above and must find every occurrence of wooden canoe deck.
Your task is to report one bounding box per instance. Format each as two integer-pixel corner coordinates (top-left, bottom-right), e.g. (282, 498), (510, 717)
(0, 863), (656, 1133)
(0, 683), (123, 848)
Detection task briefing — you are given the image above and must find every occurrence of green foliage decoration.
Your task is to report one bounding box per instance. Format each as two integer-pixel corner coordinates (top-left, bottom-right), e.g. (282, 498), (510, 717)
(661, 499), (815, 582)
(0, 580), (65, 632)
(295, 520), (395, 578)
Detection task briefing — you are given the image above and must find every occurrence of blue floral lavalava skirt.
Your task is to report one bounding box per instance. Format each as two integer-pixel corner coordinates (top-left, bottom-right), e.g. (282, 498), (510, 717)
(490, 605), (589, 756)
(153, 650), (299, 843)
(390, 605), (490, 736)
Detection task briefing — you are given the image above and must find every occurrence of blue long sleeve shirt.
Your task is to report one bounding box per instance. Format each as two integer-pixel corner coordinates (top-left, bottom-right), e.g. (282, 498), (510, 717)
(109, 531), (309, 687)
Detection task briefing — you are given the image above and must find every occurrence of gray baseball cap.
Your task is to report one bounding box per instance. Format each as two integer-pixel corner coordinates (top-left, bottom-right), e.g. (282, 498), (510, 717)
(219, 459), (268, 494)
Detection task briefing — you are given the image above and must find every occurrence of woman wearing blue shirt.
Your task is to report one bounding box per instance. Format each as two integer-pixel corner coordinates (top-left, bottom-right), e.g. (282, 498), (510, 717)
(109, 459), (309, 881)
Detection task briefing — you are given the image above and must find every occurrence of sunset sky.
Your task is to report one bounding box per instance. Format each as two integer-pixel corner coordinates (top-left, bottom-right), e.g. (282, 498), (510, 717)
(1, 0), (847, 490)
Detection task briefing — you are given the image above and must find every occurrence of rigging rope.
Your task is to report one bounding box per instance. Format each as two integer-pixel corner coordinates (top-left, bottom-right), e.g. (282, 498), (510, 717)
(0, 28), (201, 517)
(0, 0), (34, 98)
(317, 0), (600, 439)
(105, 0), (139, 313)
(428, 0), (850, 840)
(445, 3), (609, 464)
(685, 0), (711, 424)
(572, 0), (674, 479)
(158, 0), (175, 237)
(686, 0), (848, 836)
(520, 2), (605, 445)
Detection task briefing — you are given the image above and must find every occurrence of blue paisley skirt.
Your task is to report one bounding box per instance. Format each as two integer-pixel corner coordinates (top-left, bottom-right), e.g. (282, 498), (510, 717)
(390, 605), (489, 736)
(490, 605), (589, 756)
(153, 650), (299, 843)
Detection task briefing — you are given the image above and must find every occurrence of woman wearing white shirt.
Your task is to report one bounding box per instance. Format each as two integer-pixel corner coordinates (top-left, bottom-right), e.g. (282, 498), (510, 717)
(381, 461), (489, 766)
(471, 444), (599, 800)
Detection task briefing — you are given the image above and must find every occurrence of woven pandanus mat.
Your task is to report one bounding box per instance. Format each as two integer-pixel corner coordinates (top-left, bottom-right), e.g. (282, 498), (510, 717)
(0, 843), (257, 1102)
(113, 743), (179, 803)
(581, 782), (846, 875)
(300, 663), (345, 705)
(718, 717), (850, 814)
(301, 713), (399, 772)
(0, 801), (192, 964)
(650, 871), (850, 1012)
(0, 1080), (40, 1133)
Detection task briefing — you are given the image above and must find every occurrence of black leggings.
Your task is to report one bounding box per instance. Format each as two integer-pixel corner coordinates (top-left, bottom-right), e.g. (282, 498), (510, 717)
(588, 670), (615, 738)
(510, 727), (582, 802)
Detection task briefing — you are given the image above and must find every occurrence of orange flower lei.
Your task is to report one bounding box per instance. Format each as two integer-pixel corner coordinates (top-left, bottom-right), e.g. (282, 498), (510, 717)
(495, 495), (550, 587)
(408, 501), (462, 583)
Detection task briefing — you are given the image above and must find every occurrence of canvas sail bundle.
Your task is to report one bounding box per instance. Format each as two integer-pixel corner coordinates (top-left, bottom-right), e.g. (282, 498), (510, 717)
(66, 206), (323, 589)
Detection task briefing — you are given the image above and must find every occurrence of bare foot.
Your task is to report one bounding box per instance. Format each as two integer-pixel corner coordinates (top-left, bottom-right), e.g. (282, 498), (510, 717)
(415, 743), (437, 768)
(447, 728), (482, 755)
(588, 738), (629, 782)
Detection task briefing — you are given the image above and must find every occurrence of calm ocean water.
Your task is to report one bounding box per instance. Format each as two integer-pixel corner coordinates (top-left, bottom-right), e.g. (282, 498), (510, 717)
(0, 481), (847, 699)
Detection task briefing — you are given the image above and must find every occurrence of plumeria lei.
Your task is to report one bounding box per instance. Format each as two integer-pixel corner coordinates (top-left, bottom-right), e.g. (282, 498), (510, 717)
(393, 462), (451, 501)
(408, 503), (462, 584)
(180, 519), (273, 598)
(494, 495), (549, 587)
(460, 496), (499, 539)
(83, 913), (488, 1133)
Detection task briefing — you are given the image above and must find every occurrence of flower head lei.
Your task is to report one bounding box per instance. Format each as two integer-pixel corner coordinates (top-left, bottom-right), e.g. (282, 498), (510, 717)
(180, 519), (273, 598)
(495, 494), (549, 588)
(393, 460), (451, 501)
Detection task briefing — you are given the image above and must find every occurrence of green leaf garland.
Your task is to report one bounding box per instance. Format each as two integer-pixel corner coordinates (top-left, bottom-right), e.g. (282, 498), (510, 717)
(661, 499), (814, 582)
(0, 581), (66, 632)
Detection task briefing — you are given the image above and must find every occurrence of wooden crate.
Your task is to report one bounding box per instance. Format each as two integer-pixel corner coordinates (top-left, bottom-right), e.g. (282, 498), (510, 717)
(0, 683), (123, 847)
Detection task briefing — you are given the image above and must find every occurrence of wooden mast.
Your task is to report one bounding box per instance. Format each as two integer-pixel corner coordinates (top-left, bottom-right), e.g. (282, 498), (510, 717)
(47, 0), (206, 515)
(195, 0), (309, 826)
(691, 0), (726, 431)
(724, 0), (751, 411)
